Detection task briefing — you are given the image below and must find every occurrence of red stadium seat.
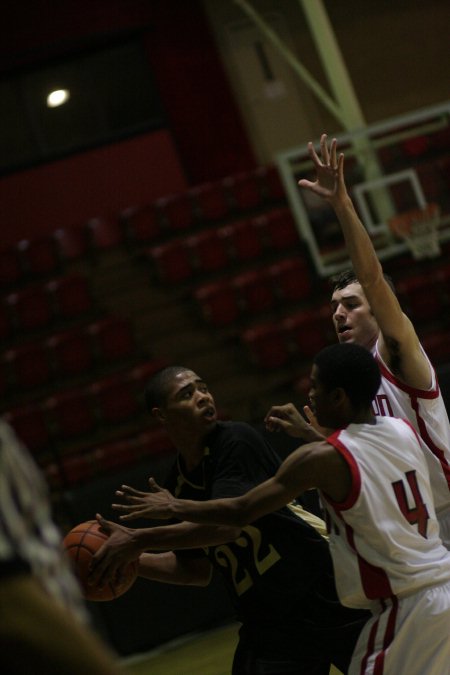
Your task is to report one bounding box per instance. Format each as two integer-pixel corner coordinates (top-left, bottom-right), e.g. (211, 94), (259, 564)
(122, 205), (161, 244)
(0, 302), (12, 343)
(133, 427), (176, 459)
(155, 193), (194, 232)
(189, 181), (230, 221)
(90, 373), (140, 425)
(6, 285), (53, 332)
(0, 246), (24, 289)
(91, 437), (140, 472)
(53, 225), (90, 262)
(45, 388), (97, 440)
(258, 165), (286, 202)
(421, 328), (450, 365)
(128, 358), (170, 394)
(46, 328), (94, 379)
(186, 230), (230, 274)
(223, 171), (263, 211)
(218, 219), (263, 263)
(268, 257), (312, 304)
(282, 307), (331, 359)
(397, 274), (441, 323)
(241, 322), (289, 369)
(60, 453), (95, 486)
(148, 240), (193, 284)
(0, 359), (8, 399)
(4, 342), (52, 389)
(18, 236), (60, 278)
(232, 269), (275, 315)
(47, 274), (93, 321)
(87, 217), (124, 250)
(4, 404), (51, 456)
(88, 315), (136, 364)
(194, 280), (240, 327)
(264, 208), (299, 251)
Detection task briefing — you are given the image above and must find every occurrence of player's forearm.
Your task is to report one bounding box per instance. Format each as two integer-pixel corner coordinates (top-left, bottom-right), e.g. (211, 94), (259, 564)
(331, 194), (383, 287)
(167, 478), (292, 528)
(132, 521), (241, 551)
(167, 496), (249, 527)
(138, 552), (211, 586)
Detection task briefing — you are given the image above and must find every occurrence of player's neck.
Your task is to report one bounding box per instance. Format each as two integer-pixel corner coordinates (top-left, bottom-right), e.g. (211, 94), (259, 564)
(171, 432), (206, 470)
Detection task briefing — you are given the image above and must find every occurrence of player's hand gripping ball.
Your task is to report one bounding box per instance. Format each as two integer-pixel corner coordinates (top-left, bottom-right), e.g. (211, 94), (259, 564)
(63, 520), (138, 601)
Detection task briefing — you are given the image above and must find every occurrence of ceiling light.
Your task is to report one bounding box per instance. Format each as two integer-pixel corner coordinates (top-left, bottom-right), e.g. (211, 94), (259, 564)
(47, 89), (70, 108)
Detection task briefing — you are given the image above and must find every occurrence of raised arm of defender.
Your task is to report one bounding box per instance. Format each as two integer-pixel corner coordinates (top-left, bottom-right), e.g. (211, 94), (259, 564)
(299, 134), (430, 389)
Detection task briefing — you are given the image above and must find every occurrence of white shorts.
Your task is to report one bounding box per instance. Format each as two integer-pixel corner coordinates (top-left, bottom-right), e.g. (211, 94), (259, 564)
(437, 507), (450, 550)
(349, 581), (450, 675)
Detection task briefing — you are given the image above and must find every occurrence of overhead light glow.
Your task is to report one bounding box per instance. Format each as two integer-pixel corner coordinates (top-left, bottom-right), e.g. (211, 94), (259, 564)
(47, 89), (70, 108)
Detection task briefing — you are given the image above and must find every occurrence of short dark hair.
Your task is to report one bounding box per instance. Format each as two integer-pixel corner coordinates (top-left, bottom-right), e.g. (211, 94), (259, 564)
(144, 365), (191, 411)
(313, 343), (381, 409)
(330, 268), (396, 294)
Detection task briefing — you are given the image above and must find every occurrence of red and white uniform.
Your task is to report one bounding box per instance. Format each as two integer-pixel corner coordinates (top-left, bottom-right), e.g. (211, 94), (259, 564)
(324, 417), (450, 674)
(373, 342), (450, 547)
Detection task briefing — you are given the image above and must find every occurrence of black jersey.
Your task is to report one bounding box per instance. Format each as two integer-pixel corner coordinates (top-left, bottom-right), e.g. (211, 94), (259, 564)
(165, 421), (365, 630)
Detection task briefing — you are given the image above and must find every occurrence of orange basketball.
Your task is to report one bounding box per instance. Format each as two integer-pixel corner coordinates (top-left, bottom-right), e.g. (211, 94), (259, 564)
(63, 520), (138, 601)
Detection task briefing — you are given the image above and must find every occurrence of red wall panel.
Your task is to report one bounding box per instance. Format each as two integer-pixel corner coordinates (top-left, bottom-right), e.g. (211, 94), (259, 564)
(0, 130), (186, 245)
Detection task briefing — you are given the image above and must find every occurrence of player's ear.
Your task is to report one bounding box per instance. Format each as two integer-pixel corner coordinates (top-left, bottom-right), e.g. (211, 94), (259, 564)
(151, 406), (166, 423)
(331, 387), (346, 406)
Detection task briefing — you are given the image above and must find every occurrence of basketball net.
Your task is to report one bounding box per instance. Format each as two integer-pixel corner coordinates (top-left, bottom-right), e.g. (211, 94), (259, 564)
(388, 203), (441, 260)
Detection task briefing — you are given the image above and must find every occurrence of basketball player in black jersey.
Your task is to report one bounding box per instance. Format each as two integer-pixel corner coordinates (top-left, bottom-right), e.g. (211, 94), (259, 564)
(90, 366), (367, 674)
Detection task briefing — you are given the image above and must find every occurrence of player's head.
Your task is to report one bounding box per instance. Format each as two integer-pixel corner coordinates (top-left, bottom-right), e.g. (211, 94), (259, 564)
(309, 343), (380, 427)
(329, 269), (395, 350)
(145, 366), (217, 437)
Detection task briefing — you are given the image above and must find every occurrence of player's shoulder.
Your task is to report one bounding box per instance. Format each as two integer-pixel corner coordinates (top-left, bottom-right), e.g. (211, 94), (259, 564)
(207, 421), (273, 462)
(213, 420), (265, 444)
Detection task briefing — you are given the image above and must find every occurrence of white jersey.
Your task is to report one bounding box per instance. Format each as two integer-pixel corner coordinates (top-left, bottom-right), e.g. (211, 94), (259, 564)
(323, 417), (450, 610)
(373, 342), (450, 519)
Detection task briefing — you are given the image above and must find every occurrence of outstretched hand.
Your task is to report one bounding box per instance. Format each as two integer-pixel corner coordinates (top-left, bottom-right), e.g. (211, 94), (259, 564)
(88, 514), (141, 588)
(298, 134), (346, 202)
(264, 403), (324, 442)
(112, 478), (175, 522)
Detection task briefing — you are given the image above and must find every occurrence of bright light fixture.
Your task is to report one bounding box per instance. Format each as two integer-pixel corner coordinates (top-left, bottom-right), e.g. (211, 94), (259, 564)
(46, 89), (70, 108)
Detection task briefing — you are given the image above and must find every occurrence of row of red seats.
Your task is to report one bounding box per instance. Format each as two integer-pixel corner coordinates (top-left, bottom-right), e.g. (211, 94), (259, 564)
(0, 221), (111, 290)
(122, 164), (286, 242)
(4, 358), (168, 457)
(0, 274), (93, 341)
(240, 306), (333, 370)
(194, 256), (314, 327)
(396, 262), (450, 323)
(0, 315), (137, 396)
(147, 207), (301, 285)
(0, 165), (286, 292)
(44, 426), (176, 489)
(240, 309), (450, 372)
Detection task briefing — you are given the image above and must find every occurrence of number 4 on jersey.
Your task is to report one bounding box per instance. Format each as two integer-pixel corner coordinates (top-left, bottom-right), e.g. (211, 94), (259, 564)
(392, 470), (430, 538)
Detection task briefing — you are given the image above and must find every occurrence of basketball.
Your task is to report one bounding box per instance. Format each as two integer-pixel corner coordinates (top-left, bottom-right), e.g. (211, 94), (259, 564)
(63, 520), (138, 601)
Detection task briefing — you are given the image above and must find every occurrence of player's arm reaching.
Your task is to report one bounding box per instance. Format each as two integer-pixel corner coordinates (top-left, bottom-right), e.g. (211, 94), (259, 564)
(111, 440), (350, 527)
(300, 134), (430, 390)
(138, 551), (213, 587)
(88, 518), (241, 588)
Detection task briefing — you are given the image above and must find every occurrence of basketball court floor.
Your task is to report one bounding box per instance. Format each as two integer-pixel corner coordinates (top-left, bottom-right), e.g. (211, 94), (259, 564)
(121, 622), (342, 675)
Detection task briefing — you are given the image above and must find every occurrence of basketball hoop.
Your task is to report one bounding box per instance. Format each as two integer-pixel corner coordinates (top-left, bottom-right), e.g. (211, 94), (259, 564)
(388, 203), (441, 260)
